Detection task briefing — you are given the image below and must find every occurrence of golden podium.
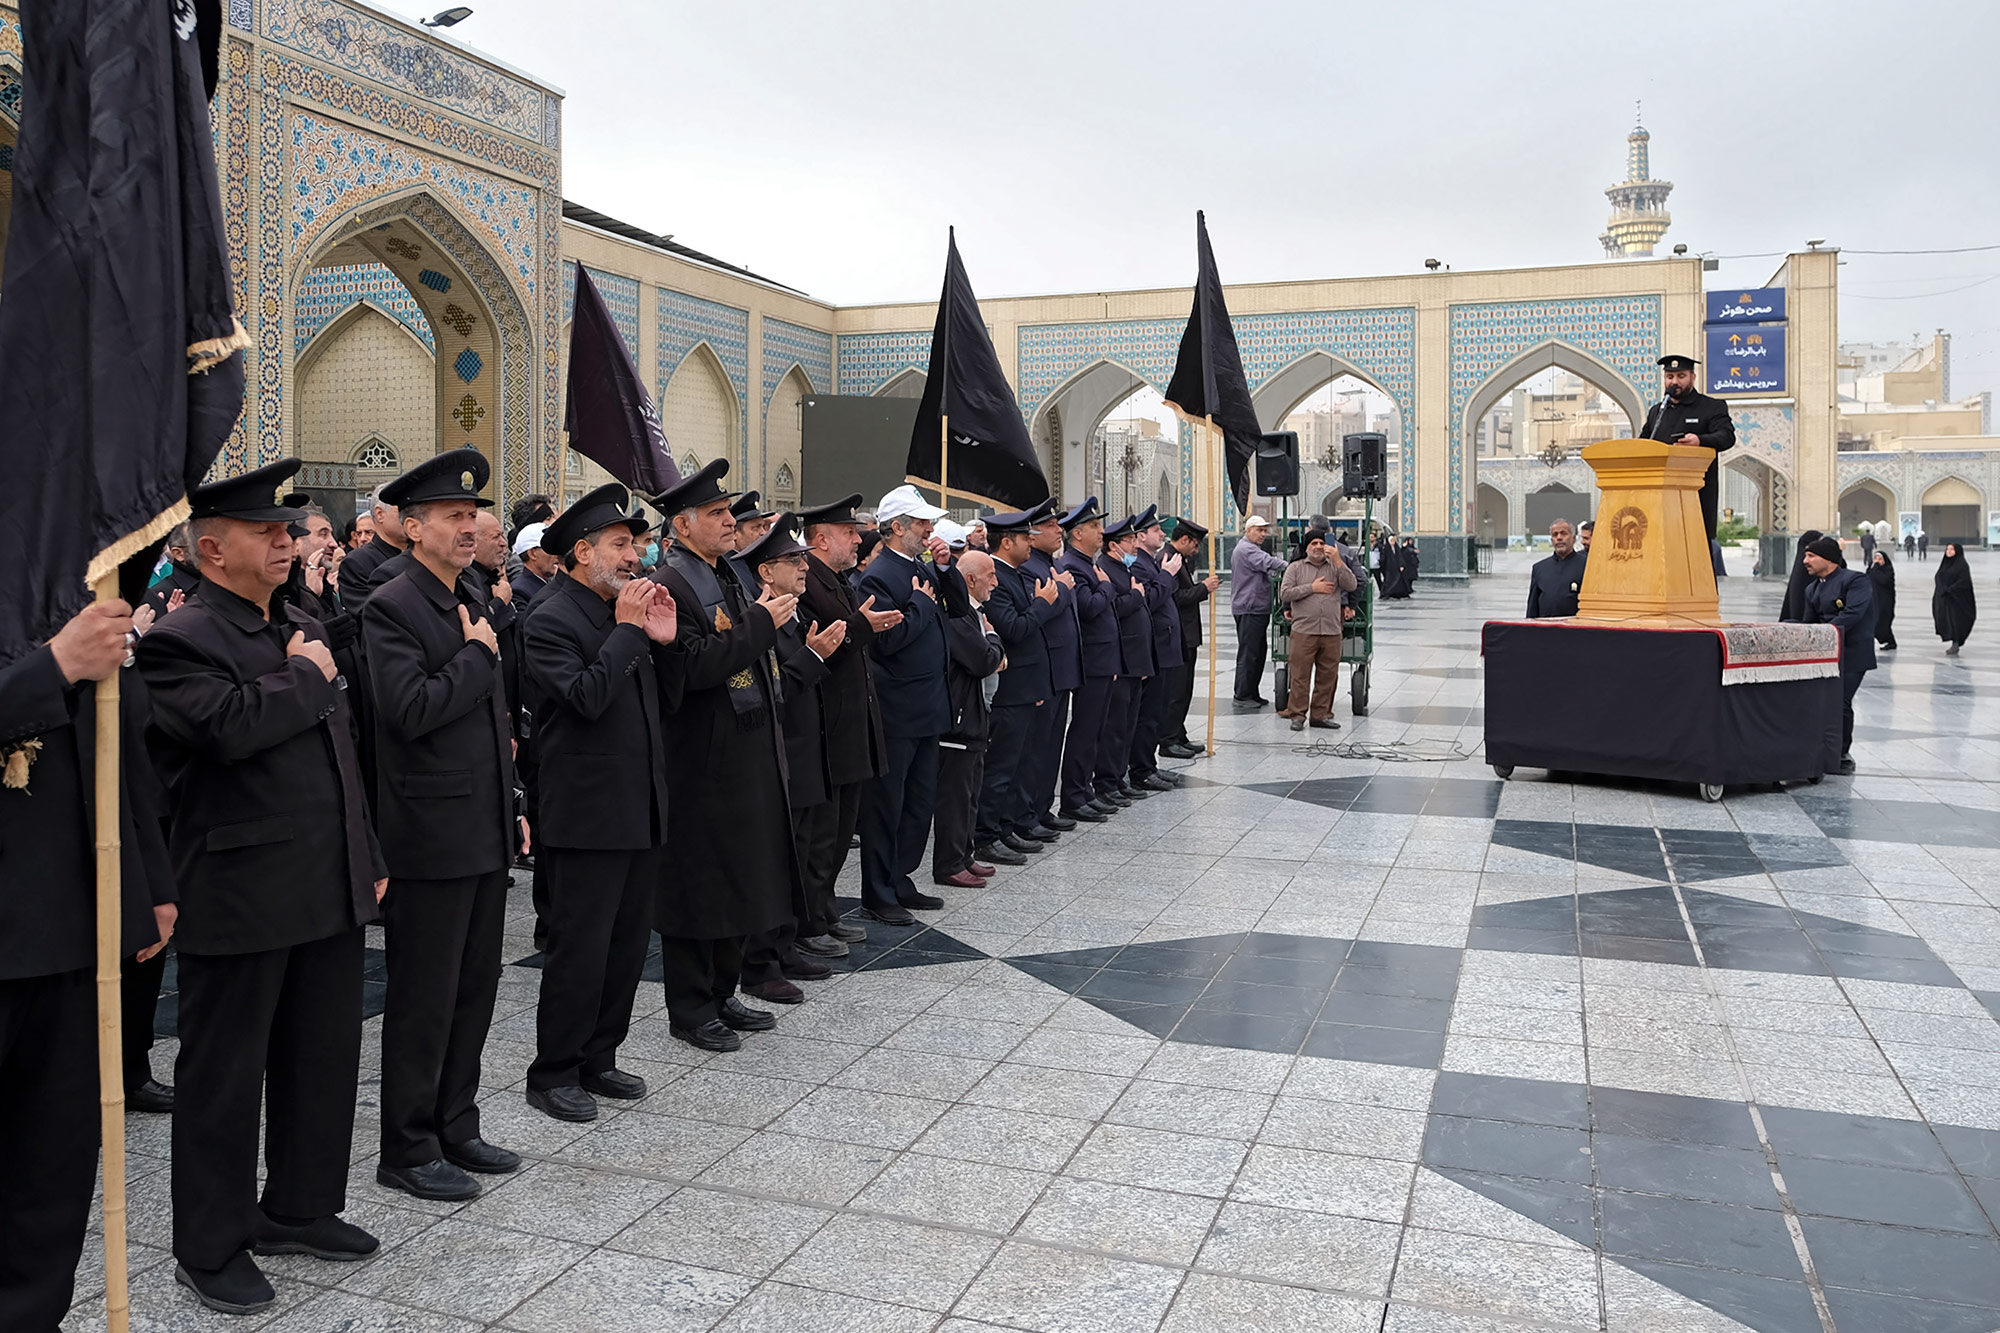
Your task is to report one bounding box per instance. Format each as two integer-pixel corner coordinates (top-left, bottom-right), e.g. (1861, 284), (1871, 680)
(1575, 438), (1719, 622)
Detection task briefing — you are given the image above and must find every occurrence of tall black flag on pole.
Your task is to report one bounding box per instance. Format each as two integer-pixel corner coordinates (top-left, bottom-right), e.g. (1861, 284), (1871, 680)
(906, 228), (1049, 511)
(0, 0), (249, 666)
(1163, 210), (1262, 513)
(565, 264), (683, 500)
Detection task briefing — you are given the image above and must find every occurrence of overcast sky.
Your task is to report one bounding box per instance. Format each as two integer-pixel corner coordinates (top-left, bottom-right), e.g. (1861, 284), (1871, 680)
(407, 0), (2000, 400)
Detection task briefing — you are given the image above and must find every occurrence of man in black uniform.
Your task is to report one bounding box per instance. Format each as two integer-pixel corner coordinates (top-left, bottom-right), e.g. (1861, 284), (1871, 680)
(521, 484), (677, 1122)
(1128, 507), (1182, 791)
(137, 461), (384, 1313)
(1526, 519), (1589, 619)
(1796, 535), (1876, 776)
(363, 449), (520, 1203)
(1095, 515), (1155, 806)
(650, 461), (806, 1044)
(2, 596), (175, 1328)
(1160, 518), (1218, 759)
(1055, 497), (1121, 821)
(338, 485), (409, 610)
(796, 496), (900, 954)
(1021, 498), (1080, 839)
(1640, 353), (1736, 541)
(974, 507), (1059, 866)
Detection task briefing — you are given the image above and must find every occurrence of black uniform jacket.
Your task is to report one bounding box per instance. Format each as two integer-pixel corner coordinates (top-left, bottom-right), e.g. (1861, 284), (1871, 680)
(1641, 390), (1736, 525)
(1134, 548), (1184, 665)
(339, 538), (409, 612)
(800, 554), (887, 788)
(1024, 548), (1082, 694)
(1058, 546), (1121, 679)
(854, 545), (969, 740)
(0, 648), (176, 979)
(1098, 554), (1155, 678)
(470, 562), (527, 741)
(1172, 559), (1211, 658)
(773, 616), (834, 810)
(138, 584), (382, 955)
(521, 570), (668, 850)
(985, 556), (1052, 708)
(1802, 566), (1878, 674)
(1526, 549), (1589, 619)
(943, 610), (1005, 748)
(362, 559), (515, 880)
(145, 559), (202, 618)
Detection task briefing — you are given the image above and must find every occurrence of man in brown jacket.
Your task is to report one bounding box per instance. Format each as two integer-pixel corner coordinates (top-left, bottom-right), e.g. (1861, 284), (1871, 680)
(1278, 531), (1359, 731)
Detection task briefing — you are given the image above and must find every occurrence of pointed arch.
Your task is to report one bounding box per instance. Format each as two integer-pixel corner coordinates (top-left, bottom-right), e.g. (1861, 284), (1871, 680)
(1250, 350), (1399, 432)
(875, 367), (928, 399)
(297, 299), (435, 380)
(1461, 340), (1645, 462)
(660, 341), (739, 471)
(763, 364), (812, 501)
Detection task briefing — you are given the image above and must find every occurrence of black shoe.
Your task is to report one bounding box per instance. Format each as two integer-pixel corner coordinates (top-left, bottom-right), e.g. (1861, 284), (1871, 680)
(1161, 770), (1187, 785)
(672, 1019), (743, 1051)
(829, 920), (870, 943)
(1002, 832), (1046, 855)
(376, 1158), (480, 1202)
(176, 1254), (274, 1314)
(526, 1084), (600, 1123)
(1164, 741), (1204, 759)
(1060, 805), (1107, 824)
(1232, 698), (1265, 711)
(1135, 773), (1175, 792)
(1086, 798), (1122, 815)
(1310, 718), (1342, 730)
(1096, 791), (1131, 808)
(1040, 813), (1078, 832)
(1019, 825), (1061, 842)
(861, 903), (917, 926)
(128, 1078), (175, 1114)
(1117, 783), (1152, 800)
(444, 1136), (524, 1171)
(253, 1214), (379, 1262)
(742, 979), (804, 1006)
(977, 841), (1028, 866)
(796, 932), (850, 958)
(783, 954), (834, 981)
(581, 1069), (648, 1101)
(1837, 755), (1858, 775)
(723, 996), (781, 1028)
(901, 890), (946, 911)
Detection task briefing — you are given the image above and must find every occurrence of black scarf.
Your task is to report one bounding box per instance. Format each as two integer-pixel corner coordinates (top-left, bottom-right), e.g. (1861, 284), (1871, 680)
(666, 543), (776, 726)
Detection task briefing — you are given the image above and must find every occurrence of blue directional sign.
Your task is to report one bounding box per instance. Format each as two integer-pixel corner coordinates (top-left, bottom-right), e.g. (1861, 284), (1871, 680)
(1706, 323), (1787, 395)
(1705, 286), (1787, 325)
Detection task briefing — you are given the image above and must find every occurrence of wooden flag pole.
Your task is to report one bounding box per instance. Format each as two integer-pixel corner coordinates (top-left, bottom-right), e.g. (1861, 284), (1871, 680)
(1204, 416), (1220, 757)
(93, 571), (131, 1333)
(939, 414), (953, 513)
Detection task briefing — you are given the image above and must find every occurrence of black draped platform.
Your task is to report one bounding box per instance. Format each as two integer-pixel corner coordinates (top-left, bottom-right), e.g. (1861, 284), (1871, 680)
(1482, 620), (1843, 795)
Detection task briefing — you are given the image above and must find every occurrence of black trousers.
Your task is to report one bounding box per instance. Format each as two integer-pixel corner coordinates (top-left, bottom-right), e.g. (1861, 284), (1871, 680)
(380, 870), (507, 1168)
(1842, 667), (1867, 756)
(1096, 676), (1144, 789)
(1129, 671), (1169, 778)
(1162, 657), (1196, 747)
(1234, 613), (1270, 700)
(935, 741), (986, 876)
(794, 783), (861, 937)
(1023, 689), (1070, 829)
(520, 738), (549, 943)
(529, 845), (660, 1090)
(659, 935), (744, 1029)
(860, 733), (940, 912)
(0, 969), (96, 1331)
(174, 929), (364, 1270)
(975, 703), (1036, 847)
(1062, 676), (1113, 810)
(122, 946), (166, 1090)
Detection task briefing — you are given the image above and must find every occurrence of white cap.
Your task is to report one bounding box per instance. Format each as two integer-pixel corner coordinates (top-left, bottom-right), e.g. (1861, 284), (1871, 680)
(876, 484), (949, 524)
(1244, 515), (1270, 529)
(933, 518), (970, 549)
(513, 522), (547, 555)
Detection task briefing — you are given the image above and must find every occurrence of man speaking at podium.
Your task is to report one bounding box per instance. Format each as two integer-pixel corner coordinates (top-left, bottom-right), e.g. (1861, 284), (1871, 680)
(1640, 354), (1735, 541)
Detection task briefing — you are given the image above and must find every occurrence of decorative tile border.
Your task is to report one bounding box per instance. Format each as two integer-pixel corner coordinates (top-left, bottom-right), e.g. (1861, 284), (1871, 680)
(835, 329), (934, 397)
(294, 261), (434, 354)
(657, 288), (750, 470)
(761, 316), (833, 397)
(263, 0), (545, 142)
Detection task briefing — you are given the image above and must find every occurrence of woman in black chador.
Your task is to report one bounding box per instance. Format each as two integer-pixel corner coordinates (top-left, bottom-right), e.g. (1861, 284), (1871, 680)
(1778, 530), (1824, 623)
(1933, 543), (1976, 655)
(1868, 550), (1897, 651)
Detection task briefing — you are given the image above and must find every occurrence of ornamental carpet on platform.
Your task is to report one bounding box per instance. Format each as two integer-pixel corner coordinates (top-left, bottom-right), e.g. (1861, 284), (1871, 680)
(82, 550), (2000, 1332)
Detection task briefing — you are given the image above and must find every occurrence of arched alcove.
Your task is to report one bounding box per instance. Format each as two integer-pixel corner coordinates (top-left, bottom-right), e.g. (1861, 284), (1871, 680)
(661, 342), (739, 473)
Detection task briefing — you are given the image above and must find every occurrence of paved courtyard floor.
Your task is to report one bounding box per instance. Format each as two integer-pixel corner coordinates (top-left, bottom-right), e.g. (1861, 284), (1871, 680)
(73, 555), (2000, 1332)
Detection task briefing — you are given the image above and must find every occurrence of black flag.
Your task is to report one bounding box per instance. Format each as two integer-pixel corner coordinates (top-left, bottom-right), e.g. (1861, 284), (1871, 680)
(0, 0), (249, 666)
(906, 229), (1049, 511)
(565, 264), (682, 499)
(1163, 211), (1263, 514)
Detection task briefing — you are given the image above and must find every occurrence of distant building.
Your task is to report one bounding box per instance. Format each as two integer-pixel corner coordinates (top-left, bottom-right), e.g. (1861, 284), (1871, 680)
(1599, 115), (1673, 258)
(1834, 331), (2000, 544)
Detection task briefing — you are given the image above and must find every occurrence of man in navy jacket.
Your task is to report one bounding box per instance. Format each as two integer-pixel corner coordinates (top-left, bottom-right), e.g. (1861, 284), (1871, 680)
(1055, 497), (1123, 820)
(1128, 508), (1183, 792)
(1795, 535), (1876, 775)
(1022, 499), (1081, 836)
(974, 506), (1061, 866)
(853, 485), (969, 924)
(1095, 514), (1156, 806)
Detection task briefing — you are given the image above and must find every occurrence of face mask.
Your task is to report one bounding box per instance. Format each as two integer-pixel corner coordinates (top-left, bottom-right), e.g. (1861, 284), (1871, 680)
(1120, 551), (1137, 568)
(638, 542), (659, 570)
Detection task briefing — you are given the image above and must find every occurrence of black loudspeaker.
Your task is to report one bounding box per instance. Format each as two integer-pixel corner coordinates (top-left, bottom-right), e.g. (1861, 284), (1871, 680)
(1343, 432), (1387, 498)
(1256, 431), (1300, 497)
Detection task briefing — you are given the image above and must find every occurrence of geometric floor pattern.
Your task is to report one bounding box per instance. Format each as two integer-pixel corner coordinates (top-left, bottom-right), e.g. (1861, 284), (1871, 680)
(77, 548), (2000, 1332)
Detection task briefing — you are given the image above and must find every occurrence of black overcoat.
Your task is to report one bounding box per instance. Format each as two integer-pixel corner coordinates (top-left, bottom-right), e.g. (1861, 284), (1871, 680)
(800, 554), (886, 786)
(1172, 559), (1209, 659)
(137, 584), (382, 955)
(362, 560), (515, 880)
(650, 549), (799, 939)
(521, 570), (669, 850)
(0, 648), (176, 979)
(1641, 390), (1737, 537)
(337, 537), (406, 612)
(772, 615), (834, 810)
(1526, 549), (1588, 619)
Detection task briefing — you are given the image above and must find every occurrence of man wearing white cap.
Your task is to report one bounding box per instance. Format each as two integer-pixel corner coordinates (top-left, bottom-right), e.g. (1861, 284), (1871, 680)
(1229, 516), (1286, 708)
(852, 485), (968, 925)
(512, 523), (559, 607)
